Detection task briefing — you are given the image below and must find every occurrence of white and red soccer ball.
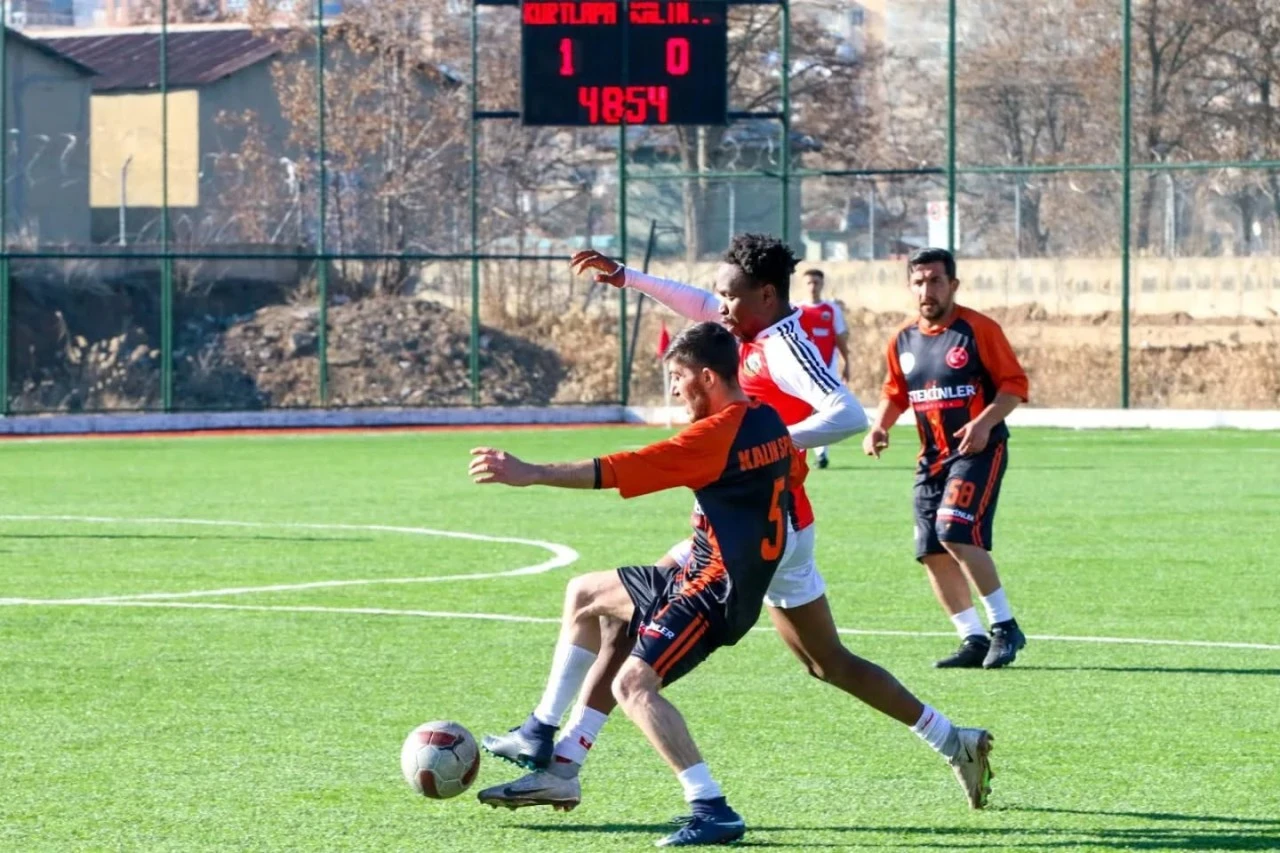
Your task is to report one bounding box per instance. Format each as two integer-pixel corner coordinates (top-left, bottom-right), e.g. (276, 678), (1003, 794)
(400, 721), (480, 800)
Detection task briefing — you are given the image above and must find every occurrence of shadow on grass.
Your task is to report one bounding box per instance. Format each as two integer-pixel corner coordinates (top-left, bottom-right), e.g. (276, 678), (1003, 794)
(515, 808), (1280, 850)
(1015, 665), (1280, 677)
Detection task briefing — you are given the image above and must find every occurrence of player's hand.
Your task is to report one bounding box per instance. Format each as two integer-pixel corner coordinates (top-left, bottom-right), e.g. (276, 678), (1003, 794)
(570, 250), (625, 288)
(955, 420), (992, 455)
(469, 447), (539, 487)
(862, 426), (890, 459)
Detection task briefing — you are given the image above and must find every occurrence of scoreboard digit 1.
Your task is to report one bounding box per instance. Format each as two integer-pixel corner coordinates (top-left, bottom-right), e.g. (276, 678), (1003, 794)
(520, 1), (728, 126)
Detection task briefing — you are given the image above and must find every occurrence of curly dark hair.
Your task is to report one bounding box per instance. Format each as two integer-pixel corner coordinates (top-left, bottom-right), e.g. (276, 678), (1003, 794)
(722, 233), (799, 301)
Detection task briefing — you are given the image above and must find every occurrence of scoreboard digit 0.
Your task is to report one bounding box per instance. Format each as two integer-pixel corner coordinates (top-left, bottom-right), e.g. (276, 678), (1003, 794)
(521, 1), (728, 126)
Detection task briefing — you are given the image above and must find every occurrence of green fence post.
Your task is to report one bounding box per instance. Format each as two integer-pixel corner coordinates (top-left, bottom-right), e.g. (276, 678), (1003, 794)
(469, 0), (481, 407)
(946, 0), (957, 252)
(780, 0), (791, 244)
(1120, 0), (1133, 409)
(618, 124), (629, 406)
(316, 0), (330, 406)
(0, 19), (8, 417)
(160, 0), (173, 412)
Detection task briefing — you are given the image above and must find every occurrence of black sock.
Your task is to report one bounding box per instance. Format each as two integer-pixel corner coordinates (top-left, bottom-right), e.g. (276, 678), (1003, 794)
(691, 796), (730, 818)
(517, 713), (557, 740)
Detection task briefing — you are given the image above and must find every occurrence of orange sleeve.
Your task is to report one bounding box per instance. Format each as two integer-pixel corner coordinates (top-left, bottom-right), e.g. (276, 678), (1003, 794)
(599, 403), (745, 498)
(970, 311), (1029, 402)
(880, 334), (910, 410)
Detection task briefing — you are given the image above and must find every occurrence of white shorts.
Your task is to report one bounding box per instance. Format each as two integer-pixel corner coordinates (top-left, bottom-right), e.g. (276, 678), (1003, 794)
(662, 524), (826, 610)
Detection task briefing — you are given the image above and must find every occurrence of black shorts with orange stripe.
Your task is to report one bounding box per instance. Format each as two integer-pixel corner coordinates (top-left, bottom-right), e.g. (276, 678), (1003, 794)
(617, 565), (726, 687)
(913, 440), (1008, 560)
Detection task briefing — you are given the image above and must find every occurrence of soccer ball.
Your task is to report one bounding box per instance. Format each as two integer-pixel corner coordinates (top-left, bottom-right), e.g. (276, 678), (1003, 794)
(400, 721), (480, 800)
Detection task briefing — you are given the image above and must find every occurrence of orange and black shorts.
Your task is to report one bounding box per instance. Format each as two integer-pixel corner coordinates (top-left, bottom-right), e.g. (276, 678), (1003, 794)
(617, 565), (726, 688)
(913, 440), (1009, 560)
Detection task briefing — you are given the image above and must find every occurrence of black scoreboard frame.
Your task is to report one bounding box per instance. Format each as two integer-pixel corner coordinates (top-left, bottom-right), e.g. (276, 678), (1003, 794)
(519, 1), (730, 127)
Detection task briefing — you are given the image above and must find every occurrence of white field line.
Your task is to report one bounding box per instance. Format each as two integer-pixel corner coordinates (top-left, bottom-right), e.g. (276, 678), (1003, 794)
(3, 599), (1277, 652)
(0, 515), (578, 602)
(2, 515), (1278, 652)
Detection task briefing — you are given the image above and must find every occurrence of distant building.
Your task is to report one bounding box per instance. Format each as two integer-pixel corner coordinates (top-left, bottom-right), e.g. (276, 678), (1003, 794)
(3, 28), (96, 244)
(36, 25), (289, 244)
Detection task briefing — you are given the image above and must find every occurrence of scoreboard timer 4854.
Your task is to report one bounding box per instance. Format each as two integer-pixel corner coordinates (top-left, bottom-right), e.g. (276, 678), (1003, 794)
(521, 1), (728, 126)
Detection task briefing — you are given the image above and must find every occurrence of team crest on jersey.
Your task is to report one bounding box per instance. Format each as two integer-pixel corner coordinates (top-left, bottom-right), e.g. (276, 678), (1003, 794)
(821, 310), (831, 321)
(743, 351), (763, 376)
(945, 346), (969, 369)
(899, 351), (916, 375)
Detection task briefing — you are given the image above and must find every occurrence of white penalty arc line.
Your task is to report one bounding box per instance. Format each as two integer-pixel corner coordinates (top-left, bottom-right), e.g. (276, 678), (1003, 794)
(4, 598), (1277, 653)
(0, 515), (579, 602)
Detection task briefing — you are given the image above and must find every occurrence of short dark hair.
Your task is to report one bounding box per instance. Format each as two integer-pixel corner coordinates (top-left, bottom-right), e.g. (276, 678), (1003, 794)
(907, 247), (957, 279)
(723, 233), (799, 301)
(663, 322), (740, 384)
(802, 268), (825, 280)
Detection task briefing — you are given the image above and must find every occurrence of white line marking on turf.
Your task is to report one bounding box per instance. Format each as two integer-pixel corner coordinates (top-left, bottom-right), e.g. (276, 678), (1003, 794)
(3, 516), (1278, 653)
(0, 515), (579, 601)
(28, 600), (563, 623)
(5, 598), (1277, 652)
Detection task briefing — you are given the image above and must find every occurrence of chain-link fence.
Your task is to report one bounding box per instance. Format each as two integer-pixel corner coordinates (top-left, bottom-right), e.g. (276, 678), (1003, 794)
(2, 0), (1277, 415)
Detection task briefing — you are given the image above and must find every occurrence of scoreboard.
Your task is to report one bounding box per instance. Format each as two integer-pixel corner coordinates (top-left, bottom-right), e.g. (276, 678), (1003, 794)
(520, 1), (729, 126)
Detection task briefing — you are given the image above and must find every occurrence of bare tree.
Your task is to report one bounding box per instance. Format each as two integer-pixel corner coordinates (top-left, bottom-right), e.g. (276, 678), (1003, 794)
(1131, 0), (1234, 251)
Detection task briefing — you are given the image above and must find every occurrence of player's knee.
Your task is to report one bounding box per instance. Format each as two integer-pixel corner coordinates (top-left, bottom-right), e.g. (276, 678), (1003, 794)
(611, 661), (656, 707)
(564, 573), (603, 620)
(802, 642), (852, 683)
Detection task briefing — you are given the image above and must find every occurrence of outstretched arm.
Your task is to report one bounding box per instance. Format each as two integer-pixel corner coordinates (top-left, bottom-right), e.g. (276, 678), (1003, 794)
(469, 449), (600, 488)
(571, 250), (721, 323)
(470, 406), (739, 496)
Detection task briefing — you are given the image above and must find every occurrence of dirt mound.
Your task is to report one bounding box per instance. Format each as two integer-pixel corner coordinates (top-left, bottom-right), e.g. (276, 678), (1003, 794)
(9, 297), (567, 411)
(203, 298), (565, 408)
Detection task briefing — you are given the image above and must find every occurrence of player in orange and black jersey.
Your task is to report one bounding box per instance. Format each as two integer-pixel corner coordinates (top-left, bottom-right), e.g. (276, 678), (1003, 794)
(468, 322), (802, 848)
(864, 248), (1031, 670)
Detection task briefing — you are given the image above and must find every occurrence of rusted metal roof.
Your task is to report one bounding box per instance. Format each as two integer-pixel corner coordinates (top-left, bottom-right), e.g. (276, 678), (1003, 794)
(34, 28), (282, 92)
(7, 28), (98, 76)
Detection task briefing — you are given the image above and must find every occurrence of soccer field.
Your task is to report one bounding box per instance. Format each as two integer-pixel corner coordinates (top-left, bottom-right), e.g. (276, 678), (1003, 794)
(2, 427), (1278, 852)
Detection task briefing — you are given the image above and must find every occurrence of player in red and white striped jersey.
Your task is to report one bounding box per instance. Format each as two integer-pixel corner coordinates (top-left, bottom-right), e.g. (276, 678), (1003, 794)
(473, 235), (996, 815)
(797, 268), (851, 469)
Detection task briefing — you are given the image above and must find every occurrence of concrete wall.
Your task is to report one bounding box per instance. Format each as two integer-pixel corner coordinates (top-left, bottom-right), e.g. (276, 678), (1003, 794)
(5, 34), (93, 245)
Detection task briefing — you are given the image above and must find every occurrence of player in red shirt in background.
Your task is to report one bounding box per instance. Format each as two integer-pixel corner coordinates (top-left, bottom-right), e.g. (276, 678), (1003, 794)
(864, 248), (1029, 669)
(797, 268), (851, 469)
(478, 235), (996, 817)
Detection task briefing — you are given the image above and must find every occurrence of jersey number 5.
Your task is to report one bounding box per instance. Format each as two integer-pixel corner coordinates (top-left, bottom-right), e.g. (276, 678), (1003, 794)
(761, 477), (785, 560)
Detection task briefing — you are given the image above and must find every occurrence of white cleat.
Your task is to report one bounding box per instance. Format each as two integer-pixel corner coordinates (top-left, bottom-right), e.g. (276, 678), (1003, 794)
(477, 770), (582, 812)
(948, 728), (994, 809)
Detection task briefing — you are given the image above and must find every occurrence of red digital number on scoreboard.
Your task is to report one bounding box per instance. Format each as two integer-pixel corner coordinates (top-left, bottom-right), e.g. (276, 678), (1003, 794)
(577, 85), (670, 125)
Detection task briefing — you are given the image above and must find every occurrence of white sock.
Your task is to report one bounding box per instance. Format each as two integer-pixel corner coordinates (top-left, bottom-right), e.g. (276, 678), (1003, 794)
(980, 587), (1013, 625)
(551, 705), (610, 769)
(949, 607), (985, 639)
(532, 643), (597, 726)
(676, 762), (723, 803)
(912, 704), (960, 760)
